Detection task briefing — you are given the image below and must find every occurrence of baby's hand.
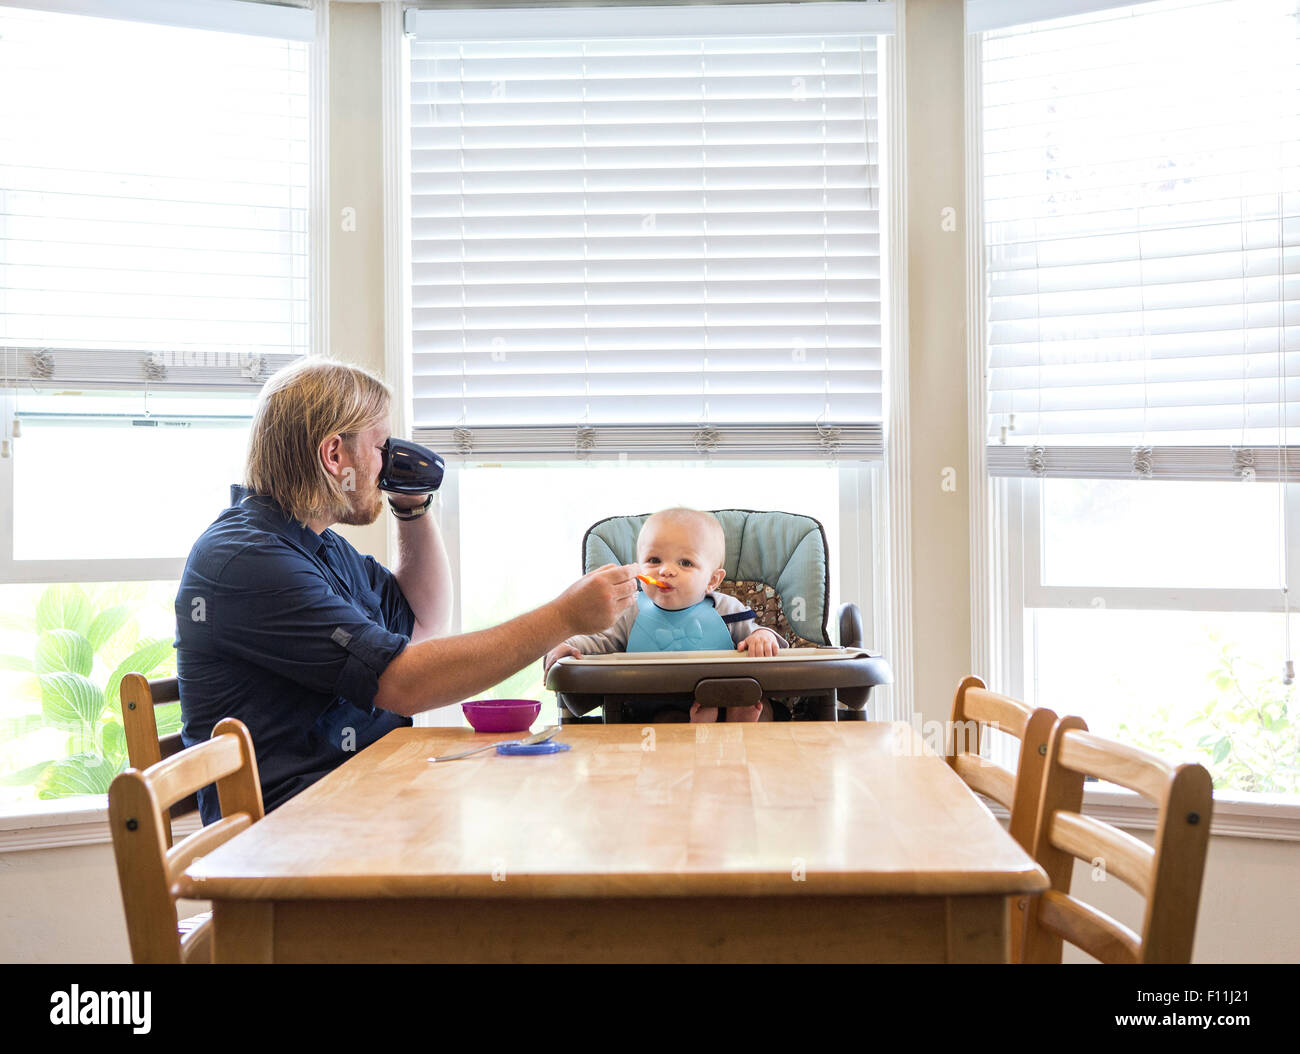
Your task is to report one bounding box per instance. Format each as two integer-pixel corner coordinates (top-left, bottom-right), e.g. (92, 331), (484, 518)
(544, 644), (583, 673)
(737, 629), (780, 658)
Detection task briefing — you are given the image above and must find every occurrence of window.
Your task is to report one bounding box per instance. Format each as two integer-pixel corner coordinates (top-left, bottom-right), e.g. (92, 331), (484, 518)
(397, 4), (898, 726)
(0, 0), (320, 805)
(972, 0), (1300, 796)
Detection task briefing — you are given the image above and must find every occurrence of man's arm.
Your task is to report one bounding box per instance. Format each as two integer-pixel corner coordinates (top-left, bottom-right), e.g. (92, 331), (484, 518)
(389, 496), (453, 642)
(543, 603), (636, 674)
(373, 563), (637, 717)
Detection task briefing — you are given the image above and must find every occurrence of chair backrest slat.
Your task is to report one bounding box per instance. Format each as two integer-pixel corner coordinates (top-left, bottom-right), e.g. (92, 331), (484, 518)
(1049, 810), (1154, 899)
(1036, 890), (1142, 965)
(147, 734), (244, 814)
(952, 753), (1015, 811)
(962, 686), (1033, 739)
(1057, 729), (1170, 802)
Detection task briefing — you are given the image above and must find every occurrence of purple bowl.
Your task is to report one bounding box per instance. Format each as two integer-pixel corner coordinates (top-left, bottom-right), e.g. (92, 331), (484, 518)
(461, 699), (542, 733)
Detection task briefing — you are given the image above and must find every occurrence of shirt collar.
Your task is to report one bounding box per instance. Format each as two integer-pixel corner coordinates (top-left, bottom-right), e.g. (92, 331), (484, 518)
(229, 484), (327, 556)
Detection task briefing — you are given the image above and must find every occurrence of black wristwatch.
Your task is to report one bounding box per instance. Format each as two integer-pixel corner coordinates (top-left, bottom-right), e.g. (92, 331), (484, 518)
(388, 493), (434, 520)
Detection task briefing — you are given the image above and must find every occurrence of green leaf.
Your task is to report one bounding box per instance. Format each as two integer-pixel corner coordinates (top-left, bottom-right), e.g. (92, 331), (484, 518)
(39, 672), (106, 732)
(95, 616), (141, 674)
(1212, 738), (1232, 764)
(35, 585), (92, 636)
(86, 605), (132, 653)
(36, 754), (119, 798)
(34, 629), (93, 677)
(0, 654), (33, 673)
(104, 639), (175, 715)
(0, 760), (55, 787)
(154, 701), (182, 737)
(101, 721), (128, 768)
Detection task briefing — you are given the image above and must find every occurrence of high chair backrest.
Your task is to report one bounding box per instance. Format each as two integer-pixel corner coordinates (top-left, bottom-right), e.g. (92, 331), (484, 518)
(946, 675), (1057, 961)
(1022, 717), (1213, 964)
(583, 509), (832, 646)
(109, 717), (264, 964)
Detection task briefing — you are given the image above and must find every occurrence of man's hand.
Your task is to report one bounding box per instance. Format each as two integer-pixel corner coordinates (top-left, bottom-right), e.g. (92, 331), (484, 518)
(737, 628), (781, 657)
(554, 563), (638, 636)
(544, 643), (582, 674)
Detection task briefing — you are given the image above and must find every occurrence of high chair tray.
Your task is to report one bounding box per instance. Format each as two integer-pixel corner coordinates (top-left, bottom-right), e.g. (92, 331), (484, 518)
(546, 646), (892, 696)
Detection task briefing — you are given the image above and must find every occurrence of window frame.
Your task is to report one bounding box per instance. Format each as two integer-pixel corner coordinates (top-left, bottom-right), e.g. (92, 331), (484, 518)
(1022, 476), (1300, 614)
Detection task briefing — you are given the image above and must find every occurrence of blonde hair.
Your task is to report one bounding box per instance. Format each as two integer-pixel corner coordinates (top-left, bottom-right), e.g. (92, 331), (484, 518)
(245, 358), (391, 525)
(637, 507), (726, 569)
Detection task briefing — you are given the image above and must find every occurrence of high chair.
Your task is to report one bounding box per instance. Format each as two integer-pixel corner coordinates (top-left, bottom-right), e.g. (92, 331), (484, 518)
(545, 509), (892, 722)
(1021, 716), (1214, 964)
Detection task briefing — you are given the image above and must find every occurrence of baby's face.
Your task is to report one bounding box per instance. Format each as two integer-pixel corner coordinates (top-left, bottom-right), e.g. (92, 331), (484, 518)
(636, 518), (725, 611)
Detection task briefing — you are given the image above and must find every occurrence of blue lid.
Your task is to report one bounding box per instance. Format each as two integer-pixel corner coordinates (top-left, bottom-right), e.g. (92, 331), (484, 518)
(496, 740), (571, 756)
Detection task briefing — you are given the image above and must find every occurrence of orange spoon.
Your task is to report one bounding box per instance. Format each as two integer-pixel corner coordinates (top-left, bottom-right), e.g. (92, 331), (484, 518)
(637, 574), (668, 589)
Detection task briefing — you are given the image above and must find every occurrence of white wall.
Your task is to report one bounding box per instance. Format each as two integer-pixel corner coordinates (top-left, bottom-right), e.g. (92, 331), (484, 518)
(1, 1), (1296, 966)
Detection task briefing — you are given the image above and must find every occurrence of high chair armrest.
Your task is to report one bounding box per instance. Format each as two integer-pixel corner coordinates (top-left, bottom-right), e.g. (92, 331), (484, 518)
(839, 602), (865, 649)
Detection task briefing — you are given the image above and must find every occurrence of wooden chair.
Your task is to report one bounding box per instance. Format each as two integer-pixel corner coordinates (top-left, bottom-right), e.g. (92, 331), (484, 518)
(109, 717), (264, 964)
(1021, 716), (1213, 964)
(120, 674), (195, 849)
(945, 675), (1057, 960)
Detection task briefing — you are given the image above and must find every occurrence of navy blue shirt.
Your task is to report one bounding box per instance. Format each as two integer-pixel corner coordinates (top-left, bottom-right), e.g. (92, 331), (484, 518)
(175, 485), (414, 824)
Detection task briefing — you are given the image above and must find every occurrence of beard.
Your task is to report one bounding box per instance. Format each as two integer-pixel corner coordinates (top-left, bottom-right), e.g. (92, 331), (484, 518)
(335, 485), (385, 526)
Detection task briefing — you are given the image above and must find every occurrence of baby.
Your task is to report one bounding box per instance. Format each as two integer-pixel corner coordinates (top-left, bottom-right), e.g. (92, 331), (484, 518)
(543, 507), (784, 722)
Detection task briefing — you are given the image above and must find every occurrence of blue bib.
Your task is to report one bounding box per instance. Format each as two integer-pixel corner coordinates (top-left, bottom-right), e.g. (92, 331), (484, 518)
(626, 591), (736, 652)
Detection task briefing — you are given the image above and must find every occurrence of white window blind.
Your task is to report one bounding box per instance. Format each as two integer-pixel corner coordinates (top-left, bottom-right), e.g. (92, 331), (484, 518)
(980, 0), (1300, 481)
(0, 2), (311, 393)
(408, 5), (888, 460)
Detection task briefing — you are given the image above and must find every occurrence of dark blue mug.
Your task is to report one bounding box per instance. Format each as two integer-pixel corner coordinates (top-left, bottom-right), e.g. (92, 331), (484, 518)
(378, 437), (445, 494)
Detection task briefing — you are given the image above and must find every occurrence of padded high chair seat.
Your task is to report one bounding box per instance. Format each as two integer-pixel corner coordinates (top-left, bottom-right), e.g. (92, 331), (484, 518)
(546, 509), (892, 723)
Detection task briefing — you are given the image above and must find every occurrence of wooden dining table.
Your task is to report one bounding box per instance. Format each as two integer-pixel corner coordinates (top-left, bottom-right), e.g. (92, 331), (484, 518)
(179, 722), (1048, 963)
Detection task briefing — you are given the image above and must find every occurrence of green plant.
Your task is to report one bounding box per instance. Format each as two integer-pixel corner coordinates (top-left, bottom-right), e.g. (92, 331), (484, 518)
(1119, 633), (1300, 795)
(0, 583), (177, 798)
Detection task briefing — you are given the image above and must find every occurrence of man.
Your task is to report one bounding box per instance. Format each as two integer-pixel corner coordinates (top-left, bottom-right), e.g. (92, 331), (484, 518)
(175, 358), (635, 823)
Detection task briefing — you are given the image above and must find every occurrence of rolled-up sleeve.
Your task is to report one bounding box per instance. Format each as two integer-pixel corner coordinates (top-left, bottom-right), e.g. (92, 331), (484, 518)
(208, 543), (410, 710)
